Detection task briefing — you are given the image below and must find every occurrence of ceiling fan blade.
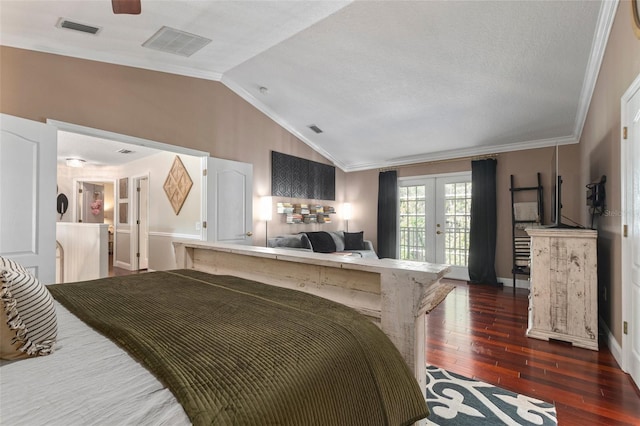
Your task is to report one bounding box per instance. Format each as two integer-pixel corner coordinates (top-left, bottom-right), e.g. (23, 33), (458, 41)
(112, 0), (141, 15)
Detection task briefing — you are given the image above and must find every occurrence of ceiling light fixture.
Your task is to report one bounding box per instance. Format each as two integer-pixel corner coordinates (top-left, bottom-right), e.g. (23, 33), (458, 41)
(66, 158), (86, 168)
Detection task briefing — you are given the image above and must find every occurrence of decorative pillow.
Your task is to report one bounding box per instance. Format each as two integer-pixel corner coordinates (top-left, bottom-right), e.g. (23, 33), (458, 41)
(0, 259), (57, 360)
(271, 233), (311, 249)
(304, 232), (337, 253)
(0, 256), (28, 275)
(327, 231), (345, 252)
(344, 231), (365, 250)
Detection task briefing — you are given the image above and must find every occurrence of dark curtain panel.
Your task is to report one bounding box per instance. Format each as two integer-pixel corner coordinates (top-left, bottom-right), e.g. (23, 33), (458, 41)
(468, 159), (499, 285)
(377, 170), (398, 259)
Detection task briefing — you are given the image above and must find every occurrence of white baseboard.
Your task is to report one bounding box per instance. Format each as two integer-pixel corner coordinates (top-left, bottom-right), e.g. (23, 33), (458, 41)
(498, 276), (530, 289)
(599, 317), (623, 368)
(148, 231), (201, 240)
(114, 260), (132, 270)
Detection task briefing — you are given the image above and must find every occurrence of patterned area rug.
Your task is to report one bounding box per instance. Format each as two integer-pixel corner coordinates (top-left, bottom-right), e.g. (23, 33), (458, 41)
(426, 365), (557, 425)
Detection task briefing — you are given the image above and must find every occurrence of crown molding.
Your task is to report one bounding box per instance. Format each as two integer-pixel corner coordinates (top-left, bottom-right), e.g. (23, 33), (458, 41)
(573, 0), (619, 141)
(4, 0), (617, 174)
(342, 135), (579, 172)
(222, 0), (618, 174)
(221, 75), (350, 171)
(1, 39), (223, 81)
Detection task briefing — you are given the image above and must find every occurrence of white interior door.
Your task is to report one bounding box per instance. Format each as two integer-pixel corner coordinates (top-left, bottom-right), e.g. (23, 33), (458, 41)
(0, 114), (57, 283)
(206, 157), (253, 245)
(622, 73), (640, 389)
(399, 172), (471, 280)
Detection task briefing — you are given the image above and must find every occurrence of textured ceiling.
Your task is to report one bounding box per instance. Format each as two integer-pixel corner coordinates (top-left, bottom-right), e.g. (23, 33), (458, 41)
(57, 130), (162, 167)
(0, 1), (616, 171)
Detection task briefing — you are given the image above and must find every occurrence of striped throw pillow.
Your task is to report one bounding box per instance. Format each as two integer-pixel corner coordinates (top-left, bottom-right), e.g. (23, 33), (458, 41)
(0, 256), (28, 274)
(1, 258), (57, 359)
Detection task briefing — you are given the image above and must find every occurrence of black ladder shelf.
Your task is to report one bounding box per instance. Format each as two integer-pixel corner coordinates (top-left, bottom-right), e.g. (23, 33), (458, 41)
(509, 173), (544, 295)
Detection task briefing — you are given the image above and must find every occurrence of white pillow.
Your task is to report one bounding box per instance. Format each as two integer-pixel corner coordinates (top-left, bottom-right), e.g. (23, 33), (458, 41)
(0, 256), (28, 275)
(1, 257), (57, 360)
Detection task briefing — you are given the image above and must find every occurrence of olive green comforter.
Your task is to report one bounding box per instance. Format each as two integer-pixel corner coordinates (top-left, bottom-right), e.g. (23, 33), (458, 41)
(49, 269), (428, 426)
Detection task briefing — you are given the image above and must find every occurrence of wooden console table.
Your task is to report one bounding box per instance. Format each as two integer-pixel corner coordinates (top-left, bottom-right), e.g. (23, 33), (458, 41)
(173, 241), (450, 396)
(526, 228), (598, 350)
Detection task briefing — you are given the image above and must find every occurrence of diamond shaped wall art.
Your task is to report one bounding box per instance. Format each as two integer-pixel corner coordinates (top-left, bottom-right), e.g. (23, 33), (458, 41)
(163, 156), (193, 215)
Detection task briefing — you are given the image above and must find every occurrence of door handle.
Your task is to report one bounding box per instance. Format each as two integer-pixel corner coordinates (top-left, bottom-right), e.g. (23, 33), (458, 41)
(436, 230), (442, 235)
(246, 231), (253, 237)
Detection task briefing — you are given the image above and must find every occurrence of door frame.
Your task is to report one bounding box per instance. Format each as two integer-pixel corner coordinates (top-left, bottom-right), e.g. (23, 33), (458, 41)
(398, 171), (472, 280)
(621, 72), (640, 387)
(48, 120), (210, 270)
(71, 178), (117, 270)
(71, 178), (116, 224)
(131, 174), (149, 270)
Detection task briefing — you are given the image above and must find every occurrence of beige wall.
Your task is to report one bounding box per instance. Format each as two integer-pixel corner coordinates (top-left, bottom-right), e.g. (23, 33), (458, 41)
(577, 1), (640, 344)
(346, 2), (640, 349)
(56, 151), (203, 270)
(3, 4), (638, 346)
(0, 46), (346, 246)
(346, 145), (583, 281)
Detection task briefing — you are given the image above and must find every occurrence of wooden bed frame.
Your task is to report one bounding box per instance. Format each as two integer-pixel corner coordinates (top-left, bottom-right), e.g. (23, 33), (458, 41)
(174, 241), (450, 395)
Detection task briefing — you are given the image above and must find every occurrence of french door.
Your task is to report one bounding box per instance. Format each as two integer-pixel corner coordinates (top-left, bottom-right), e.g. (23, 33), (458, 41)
(399, 172), (472, 280)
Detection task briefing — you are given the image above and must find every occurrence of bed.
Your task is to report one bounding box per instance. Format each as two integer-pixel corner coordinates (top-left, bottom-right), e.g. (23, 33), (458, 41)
(172, 241), (452, 393)
(0, 246), (448, 425)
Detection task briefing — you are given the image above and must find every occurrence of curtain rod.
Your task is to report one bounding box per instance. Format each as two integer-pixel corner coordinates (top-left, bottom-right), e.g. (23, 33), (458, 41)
(378, 153), (499, 172)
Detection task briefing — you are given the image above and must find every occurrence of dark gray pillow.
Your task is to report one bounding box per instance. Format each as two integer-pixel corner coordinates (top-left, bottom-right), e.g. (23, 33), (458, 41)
(272, 234), (310, 249)
(344, 231), (365, 250)
(305, 232), (337, 253)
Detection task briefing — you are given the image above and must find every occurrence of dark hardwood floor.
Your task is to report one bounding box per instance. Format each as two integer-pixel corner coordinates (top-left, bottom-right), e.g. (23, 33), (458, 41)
(108, 255), (147, 277)
(426, 281), (640, 425)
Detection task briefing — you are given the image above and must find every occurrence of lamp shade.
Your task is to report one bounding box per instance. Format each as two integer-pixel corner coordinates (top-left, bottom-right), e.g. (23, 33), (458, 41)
(343, 202), (353, 221)
(260, 196), (273, 221)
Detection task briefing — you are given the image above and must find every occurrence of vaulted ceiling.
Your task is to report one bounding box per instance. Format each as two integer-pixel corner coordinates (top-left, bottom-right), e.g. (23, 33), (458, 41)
(0, 1), (617, 171)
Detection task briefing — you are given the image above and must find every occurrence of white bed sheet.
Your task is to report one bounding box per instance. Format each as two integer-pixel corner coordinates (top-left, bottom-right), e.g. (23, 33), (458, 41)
(0, 302), (190, 426)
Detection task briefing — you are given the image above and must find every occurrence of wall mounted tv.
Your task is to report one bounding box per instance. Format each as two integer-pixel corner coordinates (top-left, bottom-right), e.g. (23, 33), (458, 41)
(548, 146), (580, 229)
(549, 175), (566, 227)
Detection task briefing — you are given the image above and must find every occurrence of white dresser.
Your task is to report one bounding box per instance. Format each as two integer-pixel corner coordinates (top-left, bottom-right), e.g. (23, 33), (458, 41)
(525, 228), (598, 350)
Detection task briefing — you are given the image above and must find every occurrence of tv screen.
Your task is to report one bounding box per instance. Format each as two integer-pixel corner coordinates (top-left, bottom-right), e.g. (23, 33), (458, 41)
(547, 145), (579, 229)
(550, 145), (560, 226)
(551, 175), (562, 227)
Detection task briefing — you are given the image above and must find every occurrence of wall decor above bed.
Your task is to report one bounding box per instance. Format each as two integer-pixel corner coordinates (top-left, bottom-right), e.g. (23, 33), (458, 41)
(271, 151), (335, 200)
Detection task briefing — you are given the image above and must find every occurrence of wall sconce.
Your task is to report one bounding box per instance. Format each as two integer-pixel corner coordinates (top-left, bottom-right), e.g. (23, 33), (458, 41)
(343, 202), (352, 232)
(260, 196), (273, 246)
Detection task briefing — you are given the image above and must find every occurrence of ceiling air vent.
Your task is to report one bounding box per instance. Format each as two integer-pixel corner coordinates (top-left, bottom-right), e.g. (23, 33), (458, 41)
(308, 125), (323, 134)
(116, 148), (134, 154)
(142, 26), (212, 57)
(56, 18), (101, 35)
